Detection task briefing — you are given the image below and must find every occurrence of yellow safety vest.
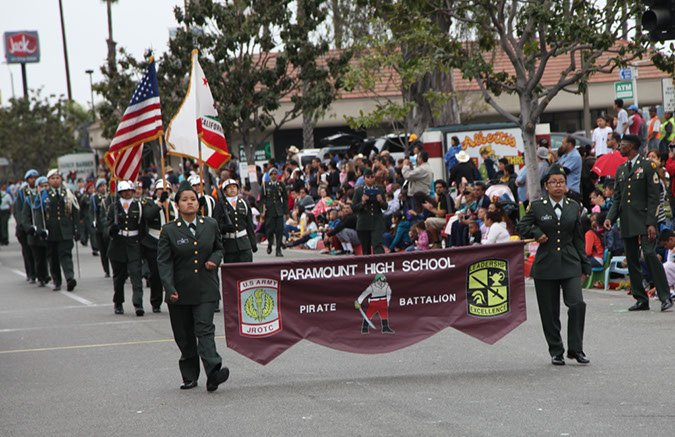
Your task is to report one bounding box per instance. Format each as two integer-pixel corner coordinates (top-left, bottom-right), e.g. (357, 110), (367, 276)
(662, 118), (675, 142)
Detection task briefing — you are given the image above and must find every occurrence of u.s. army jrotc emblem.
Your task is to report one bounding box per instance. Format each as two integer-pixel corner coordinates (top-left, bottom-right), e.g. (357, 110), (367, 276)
(238, 278), (282, 337)
(467, 259), (509, 317)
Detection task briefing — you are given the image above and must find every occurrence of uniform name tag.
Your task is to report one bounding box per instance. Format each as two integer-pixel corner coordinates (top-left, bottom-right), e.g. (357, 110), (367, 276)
(177, 237), (189, 245)
(541, 214), (553, 221)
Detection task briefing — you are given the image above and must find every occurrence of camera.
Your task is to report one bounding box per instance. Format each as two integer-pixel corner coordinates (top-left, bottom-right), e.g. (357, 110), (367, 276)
(669, 144), (675, 150)
(364, 188), (379, 197)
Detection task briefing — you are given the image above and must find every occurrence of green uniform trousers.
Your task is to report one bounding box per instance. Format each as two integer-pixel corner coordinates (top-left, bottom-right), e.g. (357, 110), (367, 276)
(141, 246), (164, 310)
(357, 229), (384, 255)
(17, 229), (36, 280)
(168, 302), (223, 383)
(623, 235), (670, 305)
(95, 231), (110, 276)
(265, 215), (284, 247)
(111, 259), (143, 307)
(47, 240), (74, 286)
(0, 210), (10, 244)
(29, 244), (49, 283)
(534, 277), (586, 357)
(224, 250), (253, 263)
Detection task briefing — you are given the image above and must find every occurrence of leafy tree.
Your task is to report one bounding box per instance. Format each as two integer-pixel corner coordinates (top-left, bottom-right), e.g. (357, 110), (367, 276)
(341, 1), (462, 151)
(440, 0), (660, 198)
(166, 0), (350, 172)
(0, 93), (84, 178)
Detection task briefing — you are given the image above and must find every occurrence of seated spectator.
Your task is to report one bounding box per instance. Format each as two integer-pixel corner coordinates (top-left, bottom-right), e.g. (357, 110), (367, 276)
(383, 191), (400, 223)
(406, 220), (430, 251)
(602, 211), (624, 257)
(285, 214), (319, 248)
(659, 229), (675, 296)
(424, 179), (452, 247)
(583, 214), (604, 267)
(320, 209), (341, 254)
(589, 189), (606, 213)
(406, 192), (434, 226)
(383, 211), (411, 252)
(467, 221), (482, 245)
(326, 205), (359, 254)
(297, 186), (315, 210)
(311, 186), (336, 220)
(482, 210), (511, 244)
(602, 180), (614, 211)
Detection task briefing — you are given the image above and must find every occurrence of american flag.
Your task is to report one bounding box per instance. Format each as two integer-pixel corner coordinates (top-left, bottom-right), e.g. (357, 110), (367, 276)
(104, 58), (163, 181)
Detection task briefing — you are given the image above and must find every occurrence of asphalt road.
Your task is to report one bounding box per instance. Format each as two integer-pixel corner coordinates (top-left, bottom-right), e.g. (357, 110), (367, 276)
(2, 219), (675, 437)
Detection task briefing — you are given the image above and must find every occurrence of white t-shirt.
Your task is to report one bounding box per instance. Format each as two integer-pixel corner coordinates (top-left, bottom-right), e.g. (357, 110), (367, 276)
(615, 109), (628, 134)
(592, 126), (613, 155)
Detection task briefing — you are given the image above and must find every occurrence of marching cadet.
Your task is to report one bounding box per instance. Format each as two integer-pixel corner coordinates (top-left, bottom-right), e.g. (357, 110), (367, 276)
(91, 179), (111, 278)
(106, 181), (145, 315)
(14, 169), (39, 283)
(352, 169), (387, 255)
(141, 179), (178, 313)
(517, 163), (591, 366)
(214, 178), (258, 262)
(22, 176), (51, 287)
(79, 182), (98, 256)
(604, 134), (673, 312)
(44, 169), (79, 292)
(188, 174), (216, 217)
(157, 181), (229, 392)
(134, 181), (146, 202)
(260, 167), (288, 257)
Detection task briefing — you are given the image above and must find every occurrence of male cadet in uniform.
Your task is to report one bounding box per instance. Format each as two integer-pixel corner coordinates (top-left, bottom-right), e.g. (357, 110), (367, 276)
(44, 169), (79, 292)
(355, 274), (395, 334)
(352, 169), (387, 255)
(188, 174), (216, 217)
(604, 134), (674, 312)
(79, 182), (98, 255)
(141, 180), (178, 313)
(14, 169), (39, 283)
(106, 181), (145, 315)
(214, 178), (257, 262)
(517, 164), (591, 366)
(91, 179), (111, 277)
(22, 176), (51, 287)
(260, 167), (289, 257)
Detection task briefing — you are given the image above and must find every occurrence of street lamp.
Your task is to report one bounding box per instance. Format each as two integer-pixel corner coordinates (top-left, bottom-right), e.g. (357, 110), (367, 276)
(85, 69), (95, 122)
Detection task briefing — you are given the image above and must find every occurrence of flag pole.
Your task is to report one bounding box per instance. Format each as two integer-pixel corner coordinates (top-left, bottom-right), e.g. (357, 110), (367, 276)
(159, 136), (170, 220)
(198, 137), (205, 216)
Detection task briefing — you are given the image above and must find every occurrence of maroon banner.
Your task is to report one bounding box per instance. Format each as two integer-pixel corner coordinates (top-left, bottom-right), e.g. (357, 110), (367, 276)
(221, 242), (527, 365)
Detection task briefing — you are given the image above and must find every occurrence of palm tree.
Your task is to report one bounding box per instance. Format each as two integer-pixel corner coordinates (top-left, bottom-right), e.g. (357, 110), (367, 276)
(103, 0), (118, 74)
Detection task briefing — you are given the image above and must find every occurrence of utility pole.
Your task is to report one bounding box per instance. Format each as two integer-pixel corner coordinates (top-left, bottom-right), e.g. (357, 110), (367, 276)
(58, 0), (73, 101)
(85, 69), (95, 122)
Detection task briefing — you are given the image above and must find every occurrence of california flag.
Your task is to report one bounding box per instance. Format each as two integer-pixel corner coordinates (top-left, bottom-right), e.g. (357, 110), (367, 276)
(165, 49), (231, 169)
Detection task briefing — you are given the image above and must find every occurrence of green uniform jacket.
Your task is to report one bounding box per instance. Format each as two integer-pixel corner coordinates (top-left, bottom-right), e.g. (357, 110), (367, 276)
(105, 198), (143, 263)
(351, 185), (387, 231)
(91, 193), (110, 232)
(260, 181), (289, 217)
(13, 185), (33, 234)
(214, 196), (257, 253)
(79, 192), (93, 224)
(141, 199), (178, 250)
(157, 216), (223, 305)
(516, 196), (591, 280)
(21, 190), (48, 247)
(606, 156), (660, 238)
(44, 187), (78, 241)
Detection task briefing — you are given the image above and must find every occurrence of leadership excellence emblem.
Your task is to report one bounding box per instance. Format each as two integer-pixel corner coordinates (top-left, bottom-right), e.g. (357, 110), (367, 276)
(467, 259), (509, 317)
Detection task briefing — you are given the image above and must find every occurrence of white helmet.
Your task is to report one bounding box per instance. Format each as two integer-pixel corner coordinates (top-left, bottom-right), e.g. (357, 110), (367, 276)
(154, 179), (171, 190)
(188, 174), (202, 186)
(223, 178), (240, 189)
(117, 180), (134, 192)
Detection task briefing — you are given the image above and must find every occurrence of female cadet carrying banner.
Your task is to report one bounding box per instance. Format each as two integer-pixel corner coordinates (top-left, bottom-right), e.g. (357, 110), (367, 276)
(157, 180), (229, 392)
(516, 163), (591, 366)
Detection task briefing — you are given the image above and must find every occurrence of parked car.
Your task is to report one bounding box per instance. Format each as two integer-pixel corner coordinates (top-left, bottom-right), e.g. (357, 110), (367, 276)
(293, 148), (321, 168)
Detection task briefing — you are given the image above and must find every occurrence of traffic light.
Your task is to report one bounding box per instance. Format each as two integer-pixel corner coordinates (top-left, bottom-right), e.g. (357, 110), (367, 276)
(642, 0), (675, 42)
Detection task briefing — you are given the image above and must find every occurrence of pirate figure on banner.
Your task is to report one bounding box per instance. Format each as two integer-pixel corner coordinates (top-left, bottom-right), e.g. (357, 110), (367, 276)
(44, 169), (79, 292)
(14, 169), (39, 283)
(22, 176), (52, 287)
(141, 179), (179, 313)
(355, 274), (395, 334)
(214, 178), (258, 263)
(188, 174), (216, 217)
(260, 167), (289, 257)
(106, 180), (145, 315)
(517, 163), (590, 366)
(91, 179), (111, 277)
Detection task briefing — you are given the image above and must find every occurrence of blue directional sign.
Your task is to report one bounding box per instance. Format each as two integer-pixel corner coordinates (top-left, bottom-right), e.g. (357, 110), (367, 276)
(619, 67), (633, 81)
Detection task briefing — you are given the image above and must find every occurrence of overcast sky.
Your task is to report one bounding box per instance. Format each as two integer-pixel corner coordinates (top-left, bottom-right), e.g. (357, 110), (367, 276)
(1, 0), (183, 109)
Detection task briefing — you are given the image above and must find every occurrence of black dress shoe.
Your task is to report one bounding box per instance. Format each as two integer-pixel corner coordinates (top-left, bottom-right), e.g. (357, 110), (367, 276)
(135, 307), (145, 317)
(206, 367), (230, 392)
(266, 245), (273, 255)
(92, 251), (99, 256)
(37, 281), (45, 288)
(628, 301), (650, 311)
(661, 299), (673, 312)
(104, 272), (111, 278)
(114, 305), (124, 315)
(276, 247), (283, 257)
(53, 284), (61, 292)
(180, 381), (198, 390)
(567, 351), (590, 364)
(66, 279), (77, 292)
(28, 278), (36, 284)
(152, 307), (161, 313)
(214, 306), (220, 313)
(551, 355), (565, 365)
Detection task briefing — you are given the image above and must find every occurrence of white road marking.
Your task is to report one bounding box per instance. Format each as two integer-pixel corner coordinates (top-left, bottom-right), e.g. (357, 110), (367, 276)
(11, 268), (26, 278)
(0, 318), (163, 333)
(0, 303), (110, 315)
(58, 290), (95, 306)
